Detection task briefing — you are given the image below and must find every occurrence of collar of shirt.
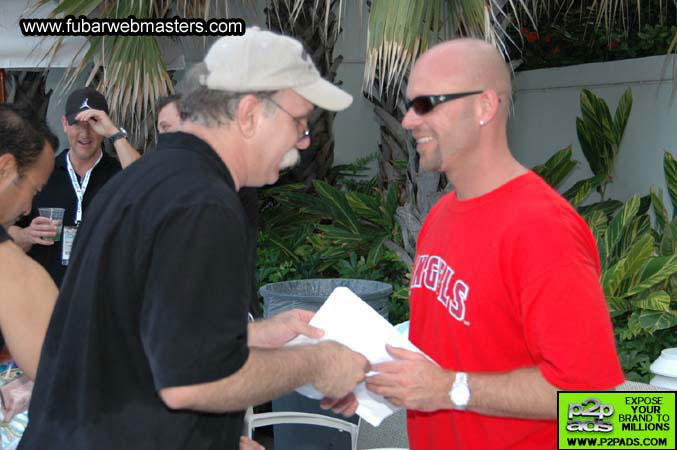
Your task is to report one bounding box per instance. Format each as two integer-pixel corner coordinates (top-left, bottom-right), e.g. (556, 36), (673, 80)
(156, 131), (235, 191)
(54, 148), (116, 172)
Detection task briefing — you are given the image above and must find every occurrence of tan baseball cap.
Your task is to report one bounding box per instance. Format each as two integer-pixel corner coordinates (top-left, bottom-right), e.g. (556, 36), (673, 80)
(201, 27), (353, 111)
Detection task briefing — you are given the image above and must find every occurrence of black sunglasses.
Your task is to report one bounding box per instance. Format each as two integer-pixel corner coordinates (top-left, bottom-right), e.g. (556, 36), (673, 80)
(406, 91), (483, 115)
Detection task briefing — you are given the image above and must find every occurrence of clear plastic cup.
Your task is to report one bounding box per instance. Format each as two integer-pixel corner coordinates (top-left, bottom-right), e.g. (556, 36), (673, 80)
(38, 207), (65, 242)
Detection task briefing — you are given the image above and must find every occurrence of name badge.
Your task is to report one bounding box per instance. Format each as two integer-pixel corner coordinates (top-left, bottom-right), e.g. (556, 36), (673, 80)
(61, 226), (78, 266)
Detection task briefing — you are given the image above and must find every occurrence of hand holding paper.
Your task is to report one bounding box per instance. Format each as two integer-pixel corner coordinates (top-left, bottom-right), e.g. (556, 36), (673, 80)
(312, 341), (370, 399)
(248, 309), (324, 348)
(367, 344), (453, 413)
(285, 287), (431, 426)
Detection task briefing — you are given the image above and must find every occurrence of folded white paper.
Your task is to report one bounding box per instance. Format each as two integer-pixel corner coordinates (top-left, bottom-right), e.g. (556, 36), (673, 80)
(286, 286), (429, 426)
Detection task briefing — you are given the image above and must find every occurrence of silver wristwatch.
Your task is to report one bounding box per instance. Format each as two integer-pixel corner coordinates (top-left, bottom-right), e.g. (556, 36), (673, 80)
(450, 372), (471, 410)
(109, 127), (128, 143)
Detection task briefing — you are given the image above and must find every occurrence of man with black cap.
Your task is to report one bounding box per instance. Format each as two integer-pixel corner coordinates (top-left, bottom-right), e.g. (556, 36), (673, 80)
(8, 87), (140, 285)
(18, 28), (368, 450)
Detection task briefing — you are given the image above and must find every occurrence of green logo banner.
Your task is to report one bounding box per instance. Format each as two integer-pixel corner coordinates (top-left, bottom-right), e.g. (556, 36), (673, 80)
(558, 391), (676, 449)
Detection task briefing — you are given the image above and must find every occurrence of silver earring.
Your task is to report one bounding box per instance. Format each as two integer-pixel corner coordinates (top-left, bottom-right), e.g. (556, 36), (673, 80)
(479, 120), (485, 126)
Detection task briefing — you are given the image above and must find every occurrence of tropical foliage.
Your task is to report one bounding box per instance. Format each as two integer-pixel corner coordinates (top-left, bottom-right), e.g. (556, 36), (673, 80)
(266, 0), (345, 188)
(576, 87), (633, 201)
(29, 0), (677, 379)
(30, 0), (180, 147)
(507, 0), (677, 70)
(2, 71), (52, 122)
(33, 0), (677, 152)
(535, 89), (677, 382)
(256, 157), (410, 324)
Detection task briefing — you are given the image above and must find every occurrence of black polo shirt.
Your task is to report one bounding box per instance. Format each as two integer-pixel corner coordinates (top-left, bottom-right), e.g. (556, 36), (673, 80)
(156, 132), (260, 317)
(238, 187), (261, 317)
(20, 132), (251, 450)
(16, 149), (121, 286)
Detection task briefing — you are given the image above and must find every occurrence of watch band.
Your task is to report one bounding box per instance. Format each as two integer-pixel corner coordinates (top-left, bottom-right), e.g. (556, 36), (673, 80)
(109, 128), (127, 143)
(450, 371), (471, 410)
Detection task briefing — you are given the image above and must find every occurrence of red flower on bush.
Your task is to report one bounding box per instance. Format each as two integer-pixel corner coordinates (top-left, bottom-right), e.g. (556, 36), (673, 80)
(520, 26), (529, 35)
(607, 40), (619, 49)
(553, 46), (561, 54)
(527, 31), (539, 43)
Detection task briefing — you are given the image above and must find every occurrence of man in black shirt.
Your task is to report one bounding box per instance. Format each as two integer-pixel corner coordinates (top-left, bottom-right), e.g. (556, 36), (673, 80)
(157, 93), (262, 318)
(9, 87), (141, 285)
(0, 104), (58, 381)
(19, 27), (368, 450)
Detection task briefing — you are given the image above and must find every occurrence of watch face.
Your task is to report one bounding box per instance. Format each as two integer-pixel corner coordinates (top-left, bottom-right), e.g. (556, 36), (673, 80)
(451, 373), (470, 409)
(452, 385), (470, 407)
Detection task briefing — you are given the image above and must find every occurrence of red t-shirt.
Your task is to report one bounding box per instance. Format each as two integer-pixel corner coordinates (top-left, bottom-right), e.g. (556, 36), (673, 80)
(408, 172), (624, 450)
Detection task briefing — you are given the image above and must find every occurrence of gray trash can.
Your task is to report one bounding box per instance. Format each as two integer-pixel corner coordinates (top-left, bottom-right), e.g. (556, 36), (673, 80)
(259, 278), (392, 450)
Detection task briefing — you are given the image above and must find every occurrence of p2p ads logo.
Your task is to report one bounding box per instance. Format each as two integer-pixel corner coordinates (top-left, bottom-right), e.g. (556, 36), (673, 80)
(567, 398), (614, 432)
(558, 391), (676, 449)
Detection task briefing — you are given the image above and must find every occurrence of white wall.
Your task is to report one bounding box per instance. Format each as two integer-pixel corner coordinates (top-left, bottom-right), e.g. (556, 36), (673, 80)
(508, 55), (677, 214)
(332, 2), (380, 170)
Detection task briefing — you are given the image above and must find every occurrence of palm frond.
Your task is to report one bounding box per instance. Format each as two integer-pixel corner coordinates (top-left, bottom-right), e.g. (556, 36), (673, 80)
(363, 0), (536, 98)
(33, 0), (233, 149)
(269, 0), (354, 45)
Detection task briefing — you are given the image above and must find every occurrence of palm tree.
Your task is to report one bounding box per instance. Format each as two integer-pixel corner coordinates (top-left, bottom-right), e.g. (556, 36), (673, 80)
(359, 0), (677, 265)
(29, 0), (193, 149)
(4, 71), (53, 121)
(32, 0), (677, 144)
(31, 0), (677, 263)
(265, 0), (345, 188)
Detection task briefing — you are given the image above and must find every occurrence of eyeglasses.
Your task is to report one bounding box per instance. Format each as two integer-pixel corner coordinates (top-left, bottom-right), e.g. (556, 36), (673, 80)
(406, 91), (483, 115)
(267, 98), (311, 141)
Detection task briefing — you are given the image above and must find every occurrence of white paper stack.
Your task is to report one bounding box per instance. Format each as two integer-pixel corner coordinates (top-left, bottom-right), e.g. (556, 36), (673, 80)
(285, 286), (429, 426)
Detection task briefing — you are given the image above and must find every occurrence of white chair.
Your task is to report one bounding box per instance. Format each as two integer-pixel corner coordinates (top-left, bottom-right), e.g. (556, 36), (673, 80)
(244, 406), (408, 450)
(244, 321), (411, 449)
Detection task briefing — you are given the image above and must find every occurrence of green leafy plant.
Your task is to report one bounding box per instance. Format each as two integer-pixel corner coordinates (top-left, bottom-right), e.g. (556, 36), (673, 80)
(257, 164), (411, 323)
(531, 145), (578, 190)
(537, 151), (677, 382)
(576, 87), (633, 201)
(534, 87), (677, 381)
(532, 88), (633, 217)
(609, 151), (677, 381)
(507, 1), (677, 71)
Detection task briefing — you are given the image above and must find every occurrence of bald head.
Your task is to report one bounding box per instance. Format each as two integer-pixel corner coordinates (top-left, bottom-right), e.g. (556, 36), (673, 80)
(402, 38), (523, 193)
(411, 38), (511, 108)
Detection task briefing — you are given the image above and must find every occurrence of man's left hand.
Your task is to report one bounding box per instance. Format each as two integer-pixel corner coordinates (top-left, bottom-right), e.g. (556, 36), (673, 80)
(366, 344), (453, 412)
(239, 435), (265, 450)
(75, 109), (119, 139)
(320, 392), (359, 417)
(248, 309), (323, 348)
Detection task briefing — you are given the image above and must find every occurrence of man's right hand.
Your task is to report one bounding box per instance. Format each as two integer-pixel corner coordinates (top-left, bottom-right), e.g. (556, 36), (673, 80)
(10, 217), (56, 250)
(248, 309), (323, 348)
(312, 341), (370, 399)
